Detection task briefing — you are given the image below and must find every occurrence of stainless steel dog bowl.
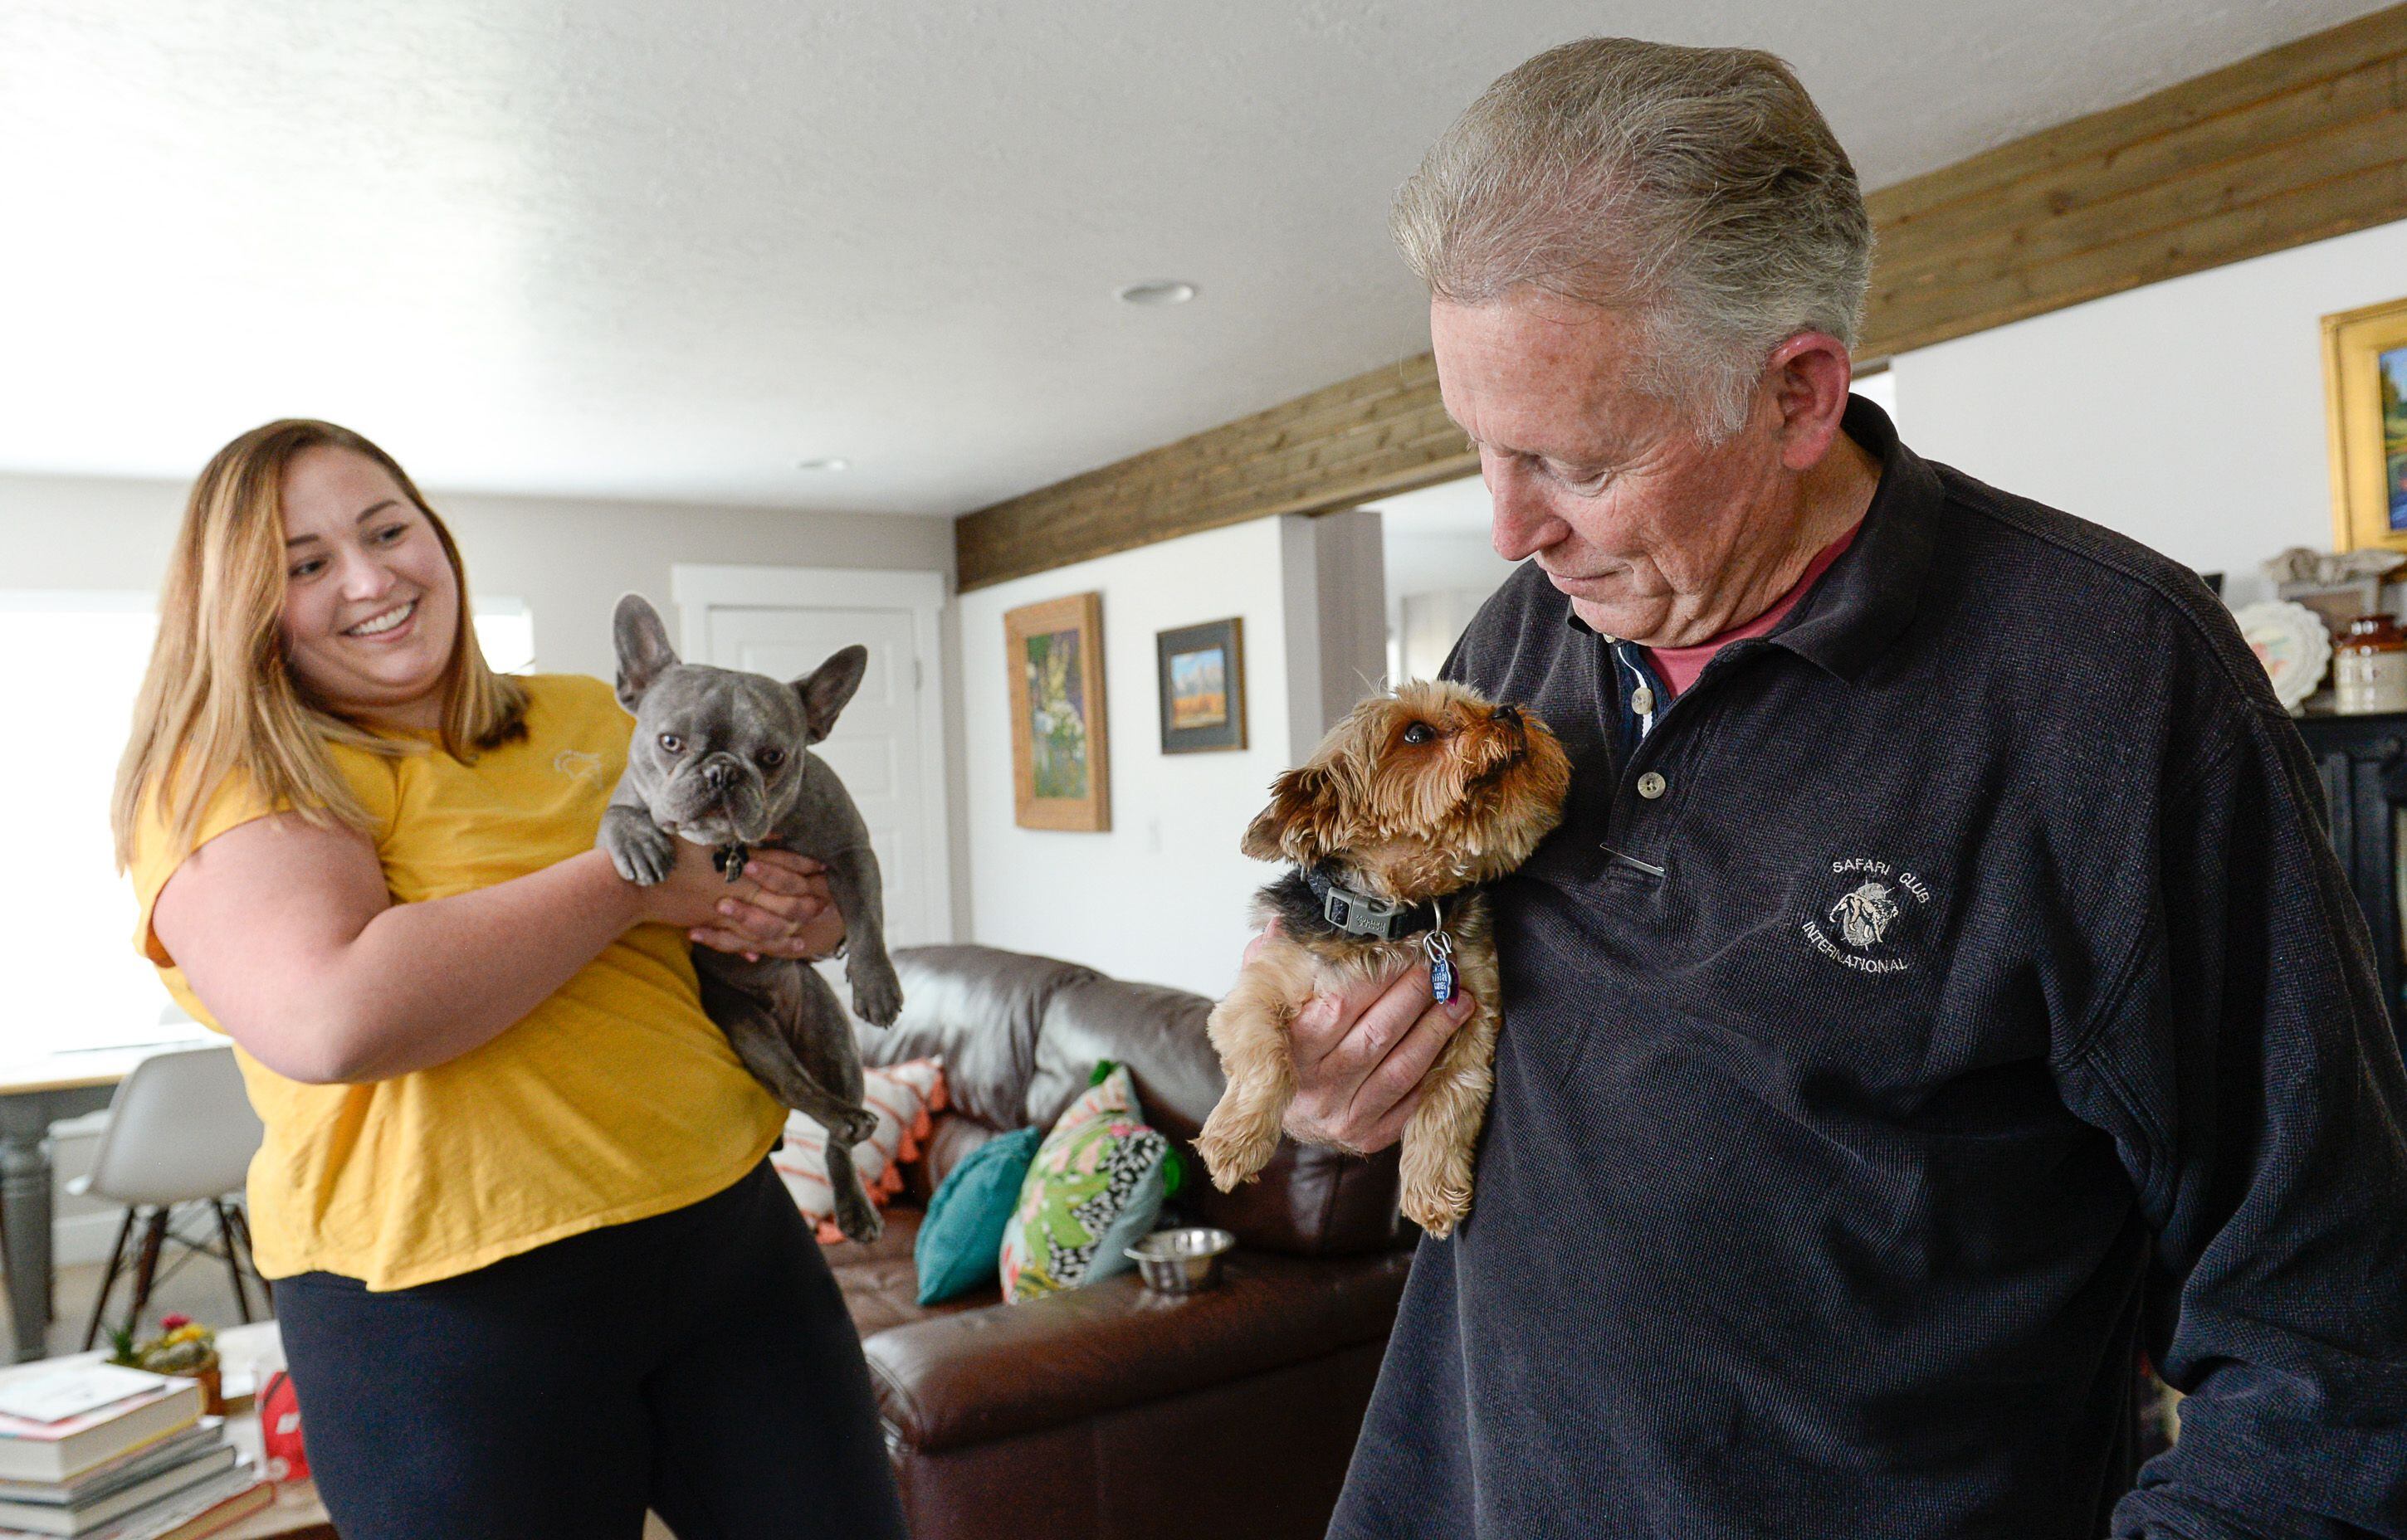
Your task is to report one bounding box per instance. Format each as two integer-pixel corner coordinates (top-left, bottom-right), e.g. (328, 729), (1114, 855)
(1125, 1226), (1235, 1293)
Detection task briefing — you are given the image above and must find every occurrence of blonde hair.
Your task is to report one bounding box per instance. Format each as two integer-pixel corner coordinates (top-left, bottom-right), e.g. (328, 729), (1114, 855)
(111, 419), (528, 868)
(1390, 37), (1873, 441)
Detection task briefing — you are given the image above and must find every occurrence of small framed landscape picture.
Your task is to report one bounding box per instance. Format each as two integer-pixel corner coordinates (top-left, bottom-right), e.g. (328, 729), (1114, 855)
(1156, 617), (1246, 754)
(2322, 295), (2407, 554)
(1004, 592), (1110, 831)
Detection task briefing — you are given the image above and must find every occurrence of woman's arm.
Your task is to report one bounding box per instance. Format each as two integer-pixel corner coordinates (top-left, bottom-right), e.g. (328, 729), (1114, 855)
(151, 816), (832, 1084)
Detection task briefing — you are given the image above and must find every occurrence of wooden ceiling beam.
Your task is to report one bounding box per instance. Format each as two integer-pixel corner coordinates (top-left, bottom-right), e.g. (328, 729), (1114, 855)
(957, 3), (2407, 592)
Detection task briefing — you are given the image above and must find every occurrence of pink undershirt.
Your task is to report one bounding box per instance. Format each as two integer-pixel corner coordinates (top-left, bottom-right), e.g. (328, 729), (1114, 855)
(1641, 522), (1862, 698)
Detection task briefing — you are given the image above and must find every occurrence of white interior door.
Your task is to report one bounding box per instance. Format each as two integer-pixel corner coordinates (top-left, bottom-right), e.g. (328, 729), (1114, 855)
(672, 567), (953, 948)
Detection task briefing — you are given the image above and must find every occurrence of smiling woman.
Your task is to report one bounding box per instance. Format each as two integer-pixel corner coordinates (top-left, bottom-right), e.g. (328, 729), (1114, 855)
(98, 419), (905, 1540)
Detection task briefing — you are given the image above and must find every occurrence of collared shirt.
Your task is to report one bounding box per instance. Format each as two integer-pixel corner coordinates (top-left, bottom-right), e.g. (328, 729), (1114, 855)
(1330, 398), (2407, 1539)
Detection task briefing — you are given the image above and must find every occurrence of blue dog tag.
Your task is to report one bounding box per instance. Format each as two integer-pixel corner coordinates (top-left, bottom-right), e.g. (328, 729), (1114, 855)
(1423, 926), (1457, 1004)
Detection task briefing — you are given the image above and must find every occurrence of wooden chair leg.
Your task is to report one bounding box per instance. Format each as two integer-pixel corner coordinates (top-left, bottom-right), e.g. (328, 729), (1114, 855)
(208, 1201), (252, 1323)
(123, 1208), (168, 1338)
(80, 1208), (138, 1351)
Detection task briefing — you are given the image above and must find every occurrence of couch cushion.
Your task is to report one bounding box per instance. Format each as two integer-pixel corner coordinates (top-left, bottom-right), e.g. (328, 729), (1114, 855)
(915, 1125), (1042, 1306)
(858, 945), (1099, 1130)
(828, 1207), (999, 1337)
(916, 1111), (1003, 1201)
(1028, 977), (1402, 1257)
(999, 1065), (1172, 1304)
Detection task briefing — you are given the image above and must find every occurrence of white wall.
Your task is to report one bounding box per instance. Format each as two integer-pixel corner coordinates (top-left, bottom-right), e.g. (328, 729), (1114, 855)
(959, 516), (1308, 999)
(0, 472), (954, 677)
(1887, 216), (2407, 603)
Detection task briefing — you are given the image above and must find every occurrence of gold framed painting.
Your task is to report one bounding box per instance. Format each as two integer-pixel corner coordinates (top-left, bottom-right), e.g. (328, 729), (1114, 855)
(2323, 295), (2407, 554)
(1004, 592), (1111, 831)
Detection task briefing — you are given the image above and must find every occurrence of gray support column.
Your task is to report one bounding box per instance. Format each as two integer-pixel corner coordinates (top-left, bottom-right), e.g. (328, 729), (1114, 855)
(1279, 509), (1389, 754)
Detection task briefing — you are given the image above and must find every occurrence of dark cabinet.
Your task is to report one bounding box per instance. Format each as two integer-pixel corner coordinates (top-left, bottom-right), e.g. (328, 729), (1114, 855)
(2295, 711), (2407, 1054)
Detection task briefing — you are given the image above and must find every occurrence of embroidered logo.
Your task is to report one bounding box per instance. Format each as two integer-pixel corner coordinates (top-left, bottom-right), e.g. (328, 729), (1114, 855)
(554, 749), (602, 780)
(1803, 857), (1931, 974)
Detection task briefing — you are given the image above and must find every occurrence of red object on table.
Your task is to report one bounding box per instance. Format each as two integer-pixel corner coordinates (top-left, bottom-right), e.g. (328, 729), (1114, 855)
(257, 1370), (310, 1484)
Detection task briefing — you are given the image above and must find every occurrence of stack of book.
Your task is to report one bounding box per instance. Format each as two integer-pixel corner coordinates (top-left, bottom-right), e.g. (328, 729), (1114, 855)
(0, 1362), (268, 1540)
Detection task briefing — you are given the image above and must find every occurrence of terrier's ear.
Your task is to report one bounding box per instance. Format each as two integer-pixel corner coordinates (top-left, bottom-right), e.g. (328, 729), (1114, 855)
(1240, 763), (1345, 864)
(613, 594), (680, 712)
(793, 646), (868, 743)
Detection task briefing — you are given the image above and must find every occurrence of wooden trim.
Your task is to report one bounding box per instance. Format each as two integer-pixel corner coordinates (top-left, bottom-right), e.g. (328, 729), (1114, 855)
(958, 4), (2407, 591)
(1859, 5), (2407, 359)
(957, 353), (1475, 591)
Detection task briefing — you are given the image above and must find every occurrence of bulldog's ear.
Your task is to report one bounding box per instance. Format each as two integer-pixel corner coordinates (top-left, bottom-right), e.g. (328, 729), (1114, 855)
(1240, 763), (1345, 864)
(793, 646), (868, 743)
(613, 594), (679, 712)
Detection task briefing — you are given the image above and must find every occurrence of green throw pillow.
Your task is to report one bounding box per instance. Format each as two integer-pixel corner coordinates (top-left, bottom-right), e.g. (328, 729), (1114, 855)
(998, 1065), (1171, 1304)
(914, 1126), (1042, 1306)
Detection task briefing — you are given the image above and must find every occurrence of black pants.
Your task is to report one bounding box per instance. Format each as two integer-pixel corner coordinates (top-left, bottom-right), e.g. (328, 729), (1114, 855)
(271, 1161), (906, 1540)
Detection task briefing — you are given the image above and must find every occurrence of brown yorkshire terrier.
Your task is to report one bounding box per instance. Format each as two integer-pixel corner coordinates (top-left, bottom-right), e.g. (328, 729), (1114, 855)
(1198, 681), (1571, 1237)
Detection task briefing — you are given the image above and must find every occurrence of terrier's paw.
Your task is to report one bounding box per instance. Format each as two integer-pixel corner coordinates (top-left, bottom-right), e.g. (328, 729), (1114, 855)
(847, 959), (904, 1028)
(1399, 1178), (1472, 1240)
(1194, 1119), (1277, 1193)
(601, 816), (676, 886)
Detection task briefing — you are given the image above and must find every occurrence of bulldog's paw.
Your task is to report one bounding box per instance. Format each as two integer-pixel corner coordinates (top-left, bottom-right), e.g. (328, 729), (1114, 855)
(847, 958), (904, 1028)
(600, 812), (676, 886)
(832, 1177), (884, 1244)
(832, 1105), (881, 1148)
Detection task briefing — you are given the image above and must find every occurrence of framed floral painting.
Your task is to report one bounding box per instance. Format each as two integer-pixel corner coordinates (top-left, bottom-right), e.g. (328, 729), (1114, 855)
(1004, 592), (1110, 831)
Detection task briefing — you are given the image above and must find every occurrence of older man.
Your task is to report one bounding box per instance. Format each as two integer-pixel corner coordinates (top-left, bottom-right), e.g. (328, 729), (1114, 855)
(1278, 37), (2407, 1540)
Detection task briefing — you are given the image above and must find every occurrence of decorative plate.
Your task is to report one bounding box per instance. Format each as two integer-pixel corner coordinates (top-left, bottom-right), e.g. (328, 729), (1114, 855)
(2232, 599), (2332, 713)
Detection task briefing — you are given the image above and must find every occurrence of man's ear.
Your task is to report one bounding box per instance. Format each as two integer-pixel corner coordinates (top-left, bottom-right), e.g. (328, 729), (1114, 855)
(1240, 763), (1345, 864)
(613, 594), (680, 712)
(793, 646), (868, 743)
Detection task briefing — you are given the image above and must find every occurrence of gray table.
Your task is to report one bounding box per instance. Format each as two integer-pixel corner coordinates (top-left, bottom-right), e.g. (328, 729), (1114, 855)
(0, 1045), (193, 1361)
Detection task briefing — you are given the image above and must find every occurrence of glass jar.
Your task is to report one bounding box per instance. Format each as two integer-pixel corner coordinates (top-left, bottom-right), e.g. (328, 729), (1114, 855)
(2335, 614), (2407, 714)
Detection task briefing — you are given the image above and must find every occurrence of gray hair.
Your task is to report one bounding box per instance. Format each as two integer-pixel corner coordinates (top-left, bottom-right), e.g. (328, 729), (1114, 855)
(1392, 37), (1873, 441)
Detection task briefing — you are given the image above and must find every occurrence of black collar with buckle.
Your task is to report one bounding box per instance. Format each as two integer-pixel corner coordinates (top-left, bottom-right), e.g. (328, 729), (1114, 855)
(1297, 866), (1439, 942)
(1275, 865), (1464, 1005)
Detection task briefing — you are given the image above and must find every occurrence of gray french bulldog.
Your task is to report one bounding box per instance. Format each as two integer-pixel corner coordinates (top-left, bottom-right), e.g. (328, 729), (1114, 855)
(598, 593), (905, 1242)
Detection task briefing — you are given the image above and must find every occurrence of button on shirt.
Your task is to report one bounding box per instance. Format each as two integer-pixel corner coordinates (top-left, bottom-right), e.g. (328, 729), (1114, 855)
(1330, 398), (2407, 1539)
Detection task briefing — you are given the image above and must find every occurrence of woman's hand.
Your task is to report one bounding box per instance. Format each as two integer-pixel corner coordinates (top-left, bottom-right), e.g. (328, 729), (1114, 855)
(1252, 920), (1477, 1155)
(636, 840), (846, 962)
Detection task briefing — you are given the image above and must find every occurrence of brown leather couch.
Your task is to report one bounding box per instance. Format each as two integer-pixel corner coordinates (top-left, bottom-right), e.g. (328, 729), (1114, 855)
(827, 944), (1412, 1540)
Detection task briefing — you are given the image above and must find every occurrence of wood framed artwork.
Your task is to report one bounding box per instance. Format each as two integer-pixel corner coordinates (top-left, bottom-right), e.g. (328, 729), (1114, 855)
(2324, 295), (2407, 554)
(1156, 617), (1246, 753)
(1004, 592), (1110, 831)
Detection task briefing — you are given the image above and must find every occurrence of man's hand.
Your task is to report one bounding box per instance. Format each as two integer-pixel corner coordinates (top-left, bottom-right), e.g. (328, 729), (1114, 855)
(1257, 921), (1477, 1154)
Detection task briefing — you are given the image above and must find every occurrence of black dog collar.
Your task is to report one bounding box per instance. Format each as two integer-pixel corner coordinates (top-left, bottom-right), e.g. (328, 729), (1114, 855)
(1294, 866), (1463, 1005)
(1301, 867), (1438, 942)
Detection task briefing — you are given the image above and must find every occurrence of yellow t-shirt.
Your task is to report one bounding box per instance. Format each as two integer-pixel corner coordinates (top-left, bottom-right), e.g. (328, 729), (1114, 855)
(127, 673), (787, 1291)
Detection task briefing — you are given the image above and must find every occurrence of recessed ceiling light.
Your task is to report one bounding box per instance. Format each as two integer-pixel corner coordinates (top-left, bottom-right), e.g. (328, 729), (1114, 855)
(796, 456), (850, 472)
(1116, 280), (1198, 307)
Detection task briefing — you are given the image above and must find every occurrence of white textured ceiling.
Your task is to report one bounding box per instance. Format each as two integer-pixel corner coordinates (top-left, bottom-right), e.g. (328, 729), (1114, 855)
(0, 1), (2383, 516)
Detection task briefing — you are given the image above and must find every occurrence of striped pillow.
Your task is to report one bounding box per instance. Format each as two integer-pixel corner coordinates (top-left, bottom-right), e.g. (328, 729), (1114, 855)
(770, 1057), (949, 1243)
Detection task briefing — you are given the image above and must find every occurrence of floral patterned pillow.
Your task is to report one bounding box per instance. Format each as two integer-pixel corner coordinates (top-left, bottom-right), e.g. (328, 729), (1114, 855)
(998, 1063), (1171, 1303)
